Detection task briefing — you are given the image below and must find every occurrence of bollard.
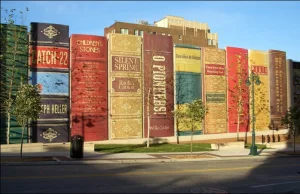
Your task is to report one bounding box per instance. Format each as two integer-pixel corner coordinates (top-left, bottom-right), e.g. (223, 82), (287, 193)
(278, 134), (281, 142)
(272, 134), (275, 142)
(262, 135), (265, 144)
(267, 135), (271, 143)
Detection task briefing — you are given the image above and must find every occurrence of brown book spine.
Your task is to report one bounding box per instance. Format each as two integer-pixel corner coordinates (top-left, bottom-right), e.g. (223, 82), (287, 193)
(269, 50), (287, 128)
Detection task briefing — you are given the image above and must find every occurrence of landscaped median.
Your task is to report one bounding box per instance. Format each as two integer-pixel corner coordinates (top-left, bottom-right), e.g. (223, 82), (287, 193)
(94, 143), (214, 153)
(244, 143), (268, 150)
(94, 143), (218, 160)
(94, 142), (269, 153)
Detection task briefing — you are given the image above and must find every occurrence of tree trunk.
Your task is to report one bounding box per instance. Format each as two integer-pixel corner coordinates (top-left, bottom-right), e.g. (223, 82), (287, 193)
(176, 121), (179, 144)
(176, 107), (181, 145)
(20, 125), (25, 159)
(245, 129), (248, 144)
(6, 112), (11, 144)
(190, 128), (193, 155)
(294, 130), (296, 155)
(237, 113), (240, 141)
(147, 88), (150, 148)
(237, 97), (242, 142)
(147, 113), (150, 148)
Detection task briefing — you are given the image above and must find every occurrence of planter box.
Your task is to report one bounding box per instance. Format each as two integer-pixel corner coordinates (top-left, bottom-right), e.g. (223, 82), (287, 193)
(0, 143), (43, 152)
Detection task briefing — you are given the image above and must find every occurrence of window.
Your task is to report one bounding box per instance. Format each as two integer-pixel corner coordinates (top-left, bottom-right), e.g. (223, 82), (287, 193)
(153, 32), (157, 34)
(121, 28), (128, 34)
(134, 29), (139, 36)
(212, 40), (217, 46)
(139, 30), (144, 37)
(179, 35), (182, 40)
(208, 39), (212, 45)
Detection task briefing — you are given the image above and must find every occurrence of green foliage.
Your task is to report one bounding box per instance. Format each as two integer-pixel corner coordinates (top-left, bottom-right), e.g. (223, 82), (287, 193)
(186, 99), (207, 131)
(13, 83), (41, 150)
(282, 105), (300, 137)
(13, 84), (42, 127)
(173, 99), (206, 132)
(0, 7), (29, 25)
(175, 73), (202, 135)
(173, 99), (207, 154)
(282, 105), (300, 154)
(173, 105), (186, 125)
(12, 83), (41, 158)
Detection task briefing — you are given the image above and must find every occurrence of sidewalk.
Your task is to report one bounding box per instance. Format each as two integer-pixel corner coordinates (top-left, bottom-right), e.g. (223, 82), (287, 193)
(1, 145), (300, 165)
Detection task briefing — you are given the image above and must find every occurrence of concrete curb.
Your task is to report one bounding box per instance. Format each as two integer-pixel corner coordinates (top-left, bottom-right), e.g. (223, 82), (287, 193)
(2, 154), (299, 166)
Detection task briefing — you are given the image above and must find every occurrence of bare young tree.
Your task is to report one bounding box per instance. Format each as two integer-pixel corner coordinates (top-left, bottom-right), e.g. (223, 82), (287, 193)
(227, 51), (270, 143)
(0, 7), (29, 144)
(282, 105), (300, 154)
(174, 72), (202, 143)
(227, 52), (250, 141)
(143, 33), (174, 147)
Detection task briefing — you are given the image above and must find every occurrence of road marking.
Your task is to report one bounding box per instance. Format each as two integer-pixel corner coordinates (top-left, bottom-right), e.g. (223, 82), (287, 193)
(251, 180), (300, 188)
(1, 163), (300, 180)
(52, 157), (61, 162)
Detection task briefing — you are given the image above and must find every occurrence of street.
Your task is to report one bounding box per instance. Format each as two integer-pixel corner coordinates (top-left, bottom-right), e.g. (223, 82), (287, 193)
(1, 157), (300, 193)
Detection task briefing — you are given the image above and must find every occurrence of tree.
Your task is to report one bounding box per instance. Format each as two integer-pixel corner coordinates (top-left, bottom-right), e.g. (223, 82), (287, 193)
(143, 34), (174, 147)
(12, 83), (42, 159)
(144, 57), (174, 148)
(281, 105), (300, 155)
(174, 99), (206, 155)
(138, 20), (150, 25)
(0, 7), (29, 144)
(227, 52), (250, 141)
(174, 73), (202, 144)
(227, 50), (271, 143)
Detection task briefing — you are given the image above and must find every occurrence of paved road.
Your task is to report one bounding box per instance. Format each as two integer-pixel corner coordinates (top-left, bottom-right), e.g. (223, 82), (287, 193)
(1, 157), (300, 193)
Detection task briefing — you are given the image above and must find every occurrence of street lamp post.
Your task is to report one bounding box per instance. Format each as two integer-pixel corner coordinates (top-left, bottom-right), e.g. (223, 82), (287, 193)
(246, 70), (261, 156)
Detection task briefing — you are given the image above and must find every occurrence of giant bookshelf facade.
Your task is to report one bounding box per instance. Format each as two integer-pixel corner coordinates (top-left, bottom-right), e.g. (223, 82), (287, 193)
(1, 24), (298, 143)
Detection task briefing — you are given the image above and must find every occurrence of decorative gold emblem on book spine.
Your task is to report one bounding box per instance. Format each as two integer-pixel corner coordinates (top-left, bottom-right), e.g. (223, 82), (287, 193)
(41, 25), (60, 39)
(40, 128), (60, 142)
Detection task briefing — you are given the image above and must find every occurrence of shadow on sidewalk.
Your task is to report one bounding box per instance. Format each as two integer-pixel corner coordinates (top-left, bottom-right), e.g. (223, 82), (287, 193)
(1, 139), (300, 193)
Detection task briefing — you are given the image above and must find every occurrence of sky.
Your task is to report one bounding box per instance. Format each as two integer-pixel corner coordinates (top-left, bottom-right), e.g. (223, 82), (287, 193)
(1, 1), (300, 61)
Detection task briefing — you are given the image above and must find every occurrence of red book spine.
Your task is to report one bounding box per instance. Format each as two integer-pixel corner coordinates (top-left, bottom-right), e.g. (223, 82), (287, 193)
(70, 34), (108, 141)
(226, 47), (250, 133)
(143, 33), (174, 138)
